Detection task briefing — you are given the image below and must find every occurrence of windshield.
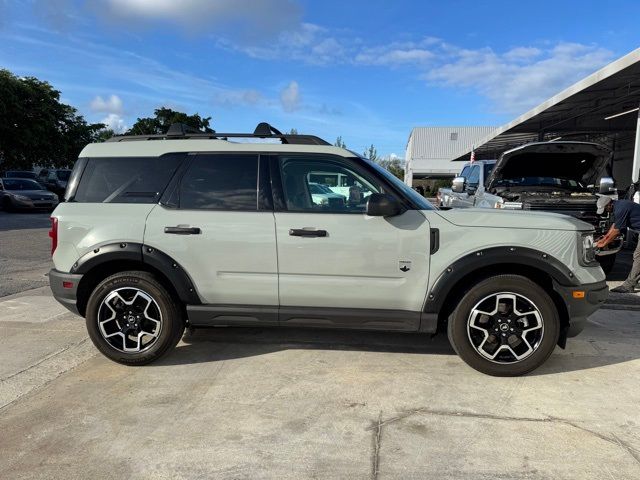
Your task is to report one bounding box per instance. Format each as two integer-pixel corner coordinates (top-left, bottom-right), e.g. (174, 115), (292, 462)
(361, 158), (435, 210)
(56, 170), (71, 181)
(3, 179), (43, 190)
(7, 171), (38, 179)
(493, 177), (585, 190)
(309, 184), (323, 194)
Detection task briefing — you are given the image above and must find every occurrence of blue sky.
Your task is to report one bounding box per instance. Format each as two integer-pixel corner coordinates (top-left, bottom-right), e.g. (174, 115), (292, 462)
(1, 0), (639, 157)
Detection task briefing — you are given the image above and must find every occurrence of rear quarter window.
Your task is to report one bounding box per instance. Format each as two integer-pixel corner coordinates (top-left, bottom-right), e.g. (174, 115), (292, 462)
(73, 155), (183, 203)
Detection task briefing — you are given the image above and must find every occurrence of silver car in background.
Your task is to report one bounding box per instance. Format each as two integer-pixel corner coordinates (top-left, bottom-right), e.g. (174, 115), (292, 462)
(0, 178), (59, 212)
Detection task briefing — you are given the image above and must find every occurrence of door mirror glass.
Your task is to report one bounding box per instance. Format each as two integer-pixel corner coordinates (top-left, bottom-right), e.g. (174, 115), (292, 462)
(366, 193), (404, 217)
(598, 176), (615, 194)
(452, 176), (466, 193)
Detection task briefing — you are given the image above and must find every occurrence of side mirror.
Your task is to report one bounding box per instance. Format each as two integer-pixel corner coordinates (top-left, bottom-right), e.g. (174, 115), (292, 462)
(599, 176), (615, 194)
(452, 176), (466, 193)
(366, 193), (404, 217)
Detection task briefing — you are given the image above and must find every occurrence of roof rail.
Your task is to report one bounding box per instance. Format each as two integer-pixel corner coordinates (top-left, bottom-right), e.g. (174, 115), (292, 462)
(105, 122), (331, 146)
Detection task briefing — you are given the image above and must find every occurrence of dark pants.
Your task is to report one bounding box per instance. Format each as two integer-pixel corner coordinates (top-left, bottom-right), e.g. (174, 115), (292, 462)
(621, 240), (640, 289)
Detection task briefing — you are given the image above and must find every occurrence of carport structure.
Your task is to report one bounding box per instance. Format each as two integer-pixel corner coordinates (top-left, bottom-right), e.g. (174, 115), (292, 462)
(450, 48), (640, 190)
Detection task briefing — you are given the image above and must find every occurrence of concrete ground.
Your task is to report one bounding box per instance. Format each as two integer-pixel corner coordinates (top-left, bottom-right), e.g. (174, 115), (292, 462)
(1, 211), (640, 479)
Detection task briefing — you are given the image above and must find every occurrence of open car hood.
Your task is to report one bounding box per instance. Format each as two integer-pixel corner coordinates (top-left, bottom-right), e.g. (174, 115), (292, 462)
(486, 141), (611, 190)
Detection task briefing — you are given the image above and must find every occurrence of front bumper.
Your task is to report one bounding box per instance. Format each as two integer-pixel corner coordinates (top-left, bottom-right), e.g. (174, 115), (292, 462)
(49, 269), (83, 316)
(553, 280), (608, 338)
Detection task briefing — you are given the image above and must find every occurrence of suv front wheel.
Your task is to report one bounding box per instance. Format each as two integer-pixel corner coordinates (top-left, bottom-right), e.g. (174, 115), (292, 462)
(447, 275), (560, 376)
(85, 271), (185, 365)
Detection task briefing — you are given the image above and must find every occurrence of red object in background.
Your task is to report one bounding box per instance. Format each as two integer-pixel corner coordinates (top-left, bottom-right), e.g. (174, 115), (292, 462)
(49, 217), (58, 256)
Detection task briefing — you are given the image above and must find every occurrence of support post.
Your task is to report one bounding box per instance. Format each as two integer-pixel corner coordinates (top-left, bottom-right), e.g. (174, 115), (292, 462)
(633, 107), (640, 184)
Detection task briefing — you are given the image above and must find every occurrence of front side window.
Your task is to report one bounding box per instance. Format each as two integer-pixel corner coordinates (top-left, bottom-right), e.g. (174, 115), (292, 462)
(73, 155), (183, 203)
(179, 154), (258, 210)
(279, 156), (382, 213)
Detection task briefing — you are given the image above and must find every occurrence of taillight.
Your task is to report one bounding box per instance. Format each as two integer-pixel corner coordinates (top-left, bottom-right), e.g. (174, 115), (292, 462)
(49, 217), (58, 256)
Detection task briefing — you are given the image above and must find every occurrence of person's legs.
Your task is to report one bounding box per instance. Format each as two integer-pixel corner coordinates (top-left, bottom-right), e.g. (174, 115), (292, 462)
(611, 240), (640, 293)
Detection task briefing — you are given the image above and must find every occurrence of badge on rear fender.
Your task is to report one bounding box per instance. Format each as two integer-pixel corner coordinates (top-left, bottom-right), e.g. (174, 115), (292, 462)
(399, 260), (411, 272)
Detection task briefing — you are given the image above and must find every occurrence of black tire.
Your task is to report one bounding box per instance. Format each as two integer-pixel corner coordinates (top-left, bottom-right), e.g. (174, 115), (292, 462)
(85, 271), (184, 365)
(447, 275), (560, 376)
(597, 254), (616, 275)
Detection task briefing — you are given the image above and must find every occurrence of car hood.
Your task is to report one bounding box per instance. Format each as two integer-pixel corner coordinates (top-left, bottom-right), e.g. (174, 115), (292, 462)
(486, 141), (611, 189)
(7, 189), (57, 199)
(438, 208), (593, 231)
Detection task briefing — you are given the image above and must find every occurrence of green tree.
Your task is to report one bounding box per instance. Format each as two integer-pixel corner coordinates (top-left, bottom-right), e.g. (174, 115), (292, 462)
(0, 69), (104, 170)
(288, 128), (298, 135)
(362, 144), (379, 162)
(334, 136), (347, 149)
(376, 156), (405, 180)
(126, 107), (213, 135)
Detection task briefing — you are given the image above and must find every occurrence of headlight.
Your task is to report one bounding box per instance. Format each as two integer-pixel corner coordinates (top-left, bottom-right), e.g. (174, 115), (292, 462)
(12, 194), (31, 202)
(579, 233), (597, 266)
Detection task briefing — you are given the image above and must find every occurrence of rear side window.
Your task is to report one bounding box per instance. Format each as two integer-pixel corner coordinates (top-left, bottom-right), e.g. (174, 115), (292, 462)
(74, 155), (183, 203)
(178, 154), (258, 210)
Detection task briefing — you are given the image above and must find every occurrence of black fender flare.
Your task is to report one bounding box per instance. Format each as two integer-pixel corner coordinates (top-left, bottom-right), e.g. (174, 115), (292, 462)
(423, 246), (579, 314)
(71, 242), (201, 305)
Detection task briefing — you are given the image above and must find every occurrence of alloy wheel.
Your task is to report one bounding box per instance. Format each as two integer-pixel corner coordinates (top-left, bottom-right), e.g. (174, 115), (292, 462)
(467, 292), (544, 364)
(97, 287), (163, 353)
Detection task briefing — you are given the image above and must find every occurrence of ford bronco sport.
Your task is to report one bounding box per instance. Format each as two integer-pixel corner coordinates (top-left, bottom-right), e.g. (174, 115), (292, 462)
(48, 123), (608, 376)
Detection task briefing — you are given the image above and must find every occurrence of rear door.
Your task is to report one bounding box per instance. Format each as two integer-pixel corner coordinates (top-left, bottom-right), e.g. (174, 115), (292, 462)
(271, 154), (431, 330)
(144, 153), (279, 315)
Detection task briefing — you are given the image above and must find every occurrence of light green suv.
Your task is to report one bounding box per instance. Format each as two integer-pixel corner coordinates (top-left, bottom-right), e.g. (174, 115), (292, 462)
(48, 123), (608, 376)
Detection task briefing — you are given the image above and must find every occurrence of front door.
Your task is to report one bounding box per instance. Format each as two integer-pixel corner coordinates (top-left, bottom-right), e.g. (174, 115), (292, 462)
(272, 154), (431, 330)
(144, 153), (278, 311)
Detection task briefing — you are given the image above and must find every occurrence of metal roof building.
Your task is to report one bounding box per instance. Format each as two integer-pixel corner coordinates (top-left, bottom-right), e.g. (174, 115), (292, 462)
(447, 47), (640, 190)
(404, 126), (495, 184)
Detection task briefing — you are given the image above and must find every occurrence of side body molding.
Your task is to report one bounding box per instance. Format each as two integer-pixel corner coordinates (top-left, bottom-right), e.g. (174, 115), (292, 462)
(424, 246), (580, 314)
(71, 242), (201, 305)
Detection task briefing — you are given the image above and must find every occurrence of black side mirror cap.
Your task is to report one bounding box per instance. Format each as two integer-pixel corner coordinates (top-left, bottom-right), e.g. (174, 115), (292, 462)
(366, 193), (405, 217)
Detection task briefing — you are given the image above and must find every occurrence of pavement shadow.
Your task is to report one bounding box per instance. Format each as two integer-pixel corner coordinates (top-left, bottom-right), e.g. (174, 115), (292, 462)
(154, 319), (640, 377)
(153, 327), (456, 367)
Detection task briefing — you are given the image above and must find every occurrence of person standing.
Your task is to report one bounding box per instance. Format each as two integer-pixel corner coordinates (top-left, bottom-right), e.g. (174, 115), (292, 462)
(595, 195), (640, 293)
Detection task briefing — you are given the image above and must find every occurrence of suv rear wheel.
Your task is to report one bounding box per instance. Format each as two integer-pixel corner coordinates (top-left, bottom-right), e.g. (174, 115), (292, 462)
(447, 275), (559, 376)
(85, 271), (184, 365)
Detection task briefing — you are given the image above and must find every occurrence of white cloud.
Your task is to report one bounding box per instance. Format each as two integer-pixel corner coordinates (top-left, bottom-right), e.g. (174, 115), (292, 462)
(101, 113), (127, 133)
(90, 94), (123, 114)
(280, 81), (300, 113)
(356, 48), (434, 66)
(425, 42), (614, 113)
(104, 0), (301, 38)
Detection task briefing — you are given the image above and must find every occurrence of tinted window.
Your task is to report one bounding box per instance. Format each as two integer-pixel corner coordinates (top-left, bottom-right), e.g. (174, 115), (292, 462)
(74, 155), (182, 203)
(280, 156), (382, 213)
(56, 170), (71, 181)
(179, 154), (258, 210)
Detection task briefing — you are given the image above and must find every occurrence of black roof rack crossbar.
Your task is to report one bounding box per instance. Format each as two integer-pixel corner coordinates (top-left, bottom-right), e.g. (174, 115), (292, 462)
(106, 122), (330, 146)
